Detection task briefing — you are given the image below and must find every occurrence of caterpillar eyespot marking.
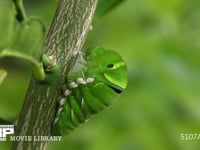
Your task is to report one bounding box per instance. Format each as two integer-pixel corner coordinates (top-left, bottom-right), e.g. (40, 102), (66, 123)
(107, 64), (114, 69)
(52, 47), (128, 136)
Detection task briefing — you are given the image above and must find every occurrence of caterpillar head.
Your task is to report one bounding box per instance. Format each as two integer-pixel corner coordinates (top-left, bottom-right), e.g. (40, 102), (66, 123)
(87, 47), (128, 93)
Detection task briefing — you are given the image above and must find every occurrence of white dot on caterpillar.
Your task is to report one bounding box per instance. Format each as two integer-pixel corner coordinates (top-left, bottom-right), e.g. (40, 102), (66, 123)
(64, 89), (71, 97)
(86, 77), (95, 83)
(70, 109), (74, 121)
(69, 82), (78, 88)
(56, 107), (63, 116)
(81, 97), (84, 108)
(59, 98), (66, 106)
(53, 117), (59, 125)
(77, 78), (86, 84)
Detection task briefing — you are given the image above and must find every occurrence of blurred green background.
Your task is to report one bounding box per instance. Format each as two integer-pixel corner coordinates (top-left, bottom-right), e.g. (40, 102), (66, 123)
(1, 0), (200, 149)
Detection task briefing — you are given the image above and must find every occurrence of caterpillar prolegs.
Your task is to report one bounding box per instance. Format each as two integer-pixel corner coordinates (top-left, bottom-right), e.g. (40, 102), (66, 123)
(52, 47), (128, 135)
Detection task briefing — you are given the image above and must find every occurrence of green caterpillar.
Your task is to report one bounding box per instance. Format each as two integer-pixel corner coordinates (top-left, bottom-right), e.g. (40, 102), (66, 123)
(52, 47), (128, 135)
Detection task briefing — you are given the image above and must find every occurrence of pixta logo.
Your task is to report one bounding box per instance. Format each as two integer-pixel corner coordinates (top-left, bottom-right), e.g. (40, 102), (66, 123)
(0, 125), (14, 141)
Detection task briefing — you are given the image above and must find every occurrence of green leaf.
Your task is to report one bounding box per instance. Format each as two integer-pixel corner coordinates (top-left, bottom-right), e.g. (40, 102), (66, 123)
(95, 0), (125, 18)
(11, 18), (46, 61)
(0, 0), (46, 80)
(0, 0), (16, 48)
(13, 0), (27, 22)
(0, 17), (46, 80)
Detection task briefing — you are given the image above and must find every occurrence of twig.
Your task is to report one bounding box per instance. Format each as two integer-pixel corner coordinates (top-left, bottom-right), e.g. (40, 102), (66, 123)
(12, 0), (98, 149)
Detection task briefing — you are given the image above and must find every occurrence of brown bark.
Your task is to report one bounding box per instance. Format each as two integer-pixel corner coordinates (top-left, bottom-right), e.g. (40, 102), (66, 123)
(12, 0), (98, 149)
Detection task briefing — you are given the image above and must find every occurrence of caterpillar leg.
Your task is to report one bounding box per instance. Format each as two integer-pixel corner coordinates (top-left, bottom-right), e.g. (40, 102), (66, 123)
(53, 102), (76, 135)
(69, 96), (86, 123)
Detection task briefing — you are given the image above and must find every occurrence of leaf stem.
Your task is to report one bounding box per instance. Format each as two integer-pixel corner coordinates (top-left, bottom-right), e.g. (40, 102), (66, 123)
(13, 0), (27, 22)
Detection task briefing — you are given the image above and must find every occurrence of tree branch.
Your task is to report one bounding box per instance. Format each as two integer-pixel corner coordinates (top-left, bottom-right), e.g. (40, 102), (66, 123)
(12, 0), (98, 149)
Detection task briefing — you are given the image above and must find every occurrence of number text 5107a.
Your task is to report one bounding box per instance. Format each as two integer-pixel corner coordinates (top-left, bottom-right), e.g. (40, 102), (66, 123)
(180, 133), (200, 141)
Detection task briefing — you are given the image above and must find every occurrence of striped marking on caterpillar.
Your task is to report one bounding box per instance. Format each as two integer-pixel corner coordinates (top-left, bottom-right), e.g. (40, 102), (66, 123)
(53, 77), (95, 125)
